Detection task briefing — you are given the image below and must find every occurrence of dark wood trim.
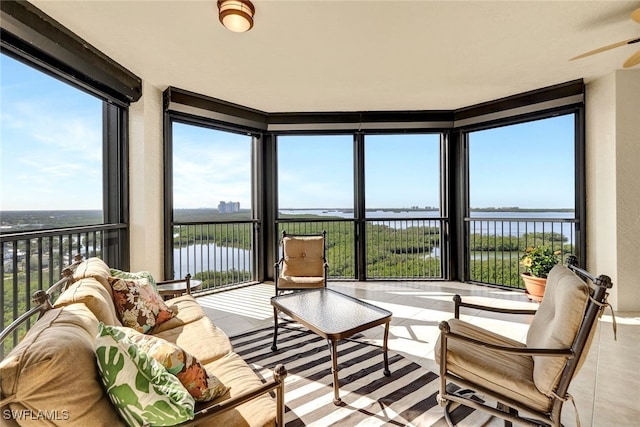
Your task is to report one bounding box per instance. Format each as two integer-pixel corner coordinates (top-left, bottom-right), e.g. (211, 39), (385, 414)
(165, 87), (268, 132)
(0, 0), (141, 104)
(454, 80), (584, 122)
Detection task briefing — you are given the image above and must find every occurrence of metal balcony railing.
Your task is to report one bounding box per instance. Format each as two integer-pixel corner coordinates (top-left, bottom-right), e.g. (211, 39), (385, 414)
(365, 218), (444, 279)
(466, 216), (577, 289)
(277, 219), (355, 279)
(277, 217), (445, 280)
(0, 224), (125, 356)
(172, 220), (257, 291)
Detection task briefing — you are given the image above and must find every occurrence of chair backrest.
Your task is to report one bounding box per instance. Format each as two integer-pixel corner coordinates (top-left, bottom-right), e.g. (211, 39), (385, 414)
(280, 232), (326, 277)
(526, 264), (591, 395)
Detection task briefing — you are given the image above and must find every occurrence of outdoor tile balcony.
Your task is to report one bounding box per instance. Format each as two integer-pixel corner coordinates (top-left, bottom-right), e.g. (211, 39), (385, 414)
(199, 281), (639, 427)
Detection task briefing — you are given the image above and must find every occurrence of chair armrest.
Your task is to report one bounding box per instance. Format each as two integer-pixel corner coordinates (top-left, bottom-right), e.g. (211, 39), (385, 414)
(453, 294), (537, 319)
(439, 321), (574, 358)
(177, 364), (287, 427)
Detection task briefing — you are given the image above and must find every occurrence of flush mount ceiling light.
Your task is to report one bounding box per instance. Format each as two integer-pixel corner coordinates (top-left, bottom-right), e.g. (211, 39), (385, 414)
(217, 0), (255, 32)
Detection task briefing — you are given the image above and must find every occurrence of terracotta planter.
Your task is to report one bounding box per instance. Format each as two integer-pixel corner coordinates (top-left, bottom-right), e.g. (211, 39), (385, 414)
(521, 273), (547, 303)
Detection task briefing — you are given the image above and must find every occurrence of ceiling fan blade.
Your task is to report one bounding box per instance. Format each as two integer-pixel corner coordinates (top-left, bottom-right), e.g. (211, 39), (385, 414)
(570, 37), (640, 61)
(632, 7), (640, 23)
(623, 50), (640, 68)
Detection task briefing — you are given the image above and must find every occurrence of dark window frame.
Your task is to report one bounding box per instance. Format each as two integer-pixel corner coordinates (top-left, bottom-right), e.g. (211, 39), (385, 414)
(163, 113), (262, 281)
(163, 82), (585, 285)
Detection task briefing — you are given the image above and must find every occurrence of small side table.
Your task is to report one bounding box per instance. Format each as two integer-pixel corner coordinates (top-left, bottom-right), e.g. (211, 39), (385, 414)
(156, 278), (202, 300)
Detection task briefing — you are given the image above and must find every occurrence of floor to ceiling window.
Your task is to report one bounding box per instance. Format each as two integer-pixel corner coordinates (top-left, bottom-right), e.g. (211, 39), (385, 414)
(169, 121), (255, 289)
(0, 52), (128, 355)
(163, 83), (584, 289)
(465, 113), (578, 288)
(364, 134), (444, 279)
(276, 134), (355, 278)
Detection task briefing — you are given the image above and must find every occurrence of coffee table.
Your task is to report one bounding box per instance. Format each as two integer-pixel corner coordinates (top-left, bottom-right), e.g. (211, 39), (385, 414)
(270, 288), (392, 405)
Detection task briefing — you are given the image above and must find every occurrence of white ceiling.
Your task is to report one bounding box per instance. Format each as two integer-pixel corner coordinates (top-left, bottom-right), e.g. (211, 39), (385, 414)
(30, 0), (640, 112)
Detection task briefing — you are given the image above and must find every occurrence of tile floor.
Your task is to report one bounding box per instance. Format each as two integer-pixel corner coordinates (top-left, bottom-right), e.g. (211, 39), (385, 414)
(196, 281), (639, 426)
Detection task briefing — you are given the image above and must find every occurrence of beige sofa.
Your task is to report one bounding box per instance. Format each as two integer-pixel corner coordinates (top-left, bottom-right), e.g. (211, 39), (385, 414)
(0, 257), (285, 426)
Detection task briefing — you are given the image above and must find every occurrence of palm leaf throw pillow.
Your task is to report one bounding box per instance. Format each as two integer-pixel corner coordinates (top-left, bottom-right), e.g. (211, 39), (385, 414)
(95, 323), (195, 426)
(116, 326), (228, 402)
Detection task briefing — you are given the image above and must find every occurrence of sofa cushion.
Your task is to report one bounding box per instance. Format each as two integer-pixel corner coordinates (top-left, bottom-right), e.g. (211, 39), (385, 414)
(0, 304), (124, 427)
(54, 277), (122, 326)
(73, 257), (112, 289)
(152, 295), (206, 333)
(200, 352), (276, 427)
(116, 326), (227, 402)
(153, 316), (233, 365)
(95, 323), (195, 426)
(109, 277), (175, 334)
(526, 264), (590, 396)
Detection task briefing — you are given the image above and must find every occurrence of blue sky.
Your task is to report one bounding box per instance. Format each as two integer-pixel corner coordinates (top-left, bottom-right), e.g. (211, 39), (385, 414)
(469, 115), (575, 209)
(2, 53), (575, 212)
(1, 54), (103, 211)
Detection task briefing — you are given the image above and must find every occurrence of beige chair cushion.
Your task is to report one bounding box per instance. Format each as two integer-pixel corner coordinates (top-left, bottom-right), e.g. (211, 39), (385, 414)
(72, 257), (112, 288)
(277, 275), (325, 289)
(199, 352), (276, 427)
(281, 236), (324, 277)
(0, 304), (123, 427)
(526, 265), (589, 396)
(435, 318), (552, 412)
(54, 277), (122, 326)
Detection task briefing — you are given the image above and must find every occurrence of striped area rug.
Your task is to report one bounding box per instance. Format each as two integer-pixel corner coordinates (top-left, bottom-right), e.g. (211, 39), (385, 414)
(230, 323), (490, 426)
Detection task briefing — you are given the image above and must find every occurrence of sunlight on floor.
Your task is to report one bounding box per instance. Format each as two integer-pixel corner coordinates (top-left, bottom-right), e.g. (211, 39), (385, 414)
(197, 284), (275, 320)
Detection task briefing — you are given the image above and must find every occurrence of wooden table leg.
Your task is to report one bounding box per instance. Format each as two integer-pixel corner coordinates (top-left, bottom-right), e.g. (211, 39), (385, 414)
(383, 321), (391, 377)
(327, 339), (343, 405)
(271, 306), (279, 351)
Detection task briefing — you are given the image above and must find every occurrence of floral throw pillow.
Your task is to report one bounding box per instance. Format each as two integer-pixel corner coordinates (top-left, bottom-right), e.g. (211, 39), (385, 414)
(117, 326), (228, 402)
(110, 268), (157, 289)
(109, 277), (175, 333)
(95, 323), (195, 427)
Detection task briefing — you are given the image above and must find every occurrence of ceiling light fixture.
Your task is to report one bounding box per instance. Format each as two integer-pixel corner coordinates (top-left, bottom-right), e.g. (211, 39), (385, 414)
(217, 0), (255, 33)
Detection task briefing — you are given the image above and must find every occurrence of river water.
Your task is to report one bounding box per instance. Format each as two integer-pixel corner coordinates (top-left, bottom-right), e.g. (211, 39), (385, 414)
(175, 210), (575, 275)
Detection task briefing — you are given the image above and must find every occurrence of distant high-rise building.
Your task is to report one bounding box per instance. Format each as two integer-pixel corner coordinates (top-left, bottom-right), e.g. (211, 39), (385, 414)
(218, 201), (240, 213)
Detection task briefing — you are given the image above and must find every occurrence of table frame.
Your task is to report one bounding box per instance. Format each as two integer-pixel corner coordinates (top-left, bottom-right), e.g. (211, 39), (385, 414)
(270, 288), (392, 405)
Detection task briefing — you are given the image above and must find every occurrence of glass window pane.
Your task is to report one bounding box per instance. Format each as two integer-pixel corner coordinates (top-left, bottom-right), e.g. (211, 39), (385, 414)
(172, 123), (252, 220)
(365, 134), (441, 215)
(467, 114), (577, 288)
(0, 54), (104, 231)
(277, 135), (354, 215)
(469, 115), (575, 212)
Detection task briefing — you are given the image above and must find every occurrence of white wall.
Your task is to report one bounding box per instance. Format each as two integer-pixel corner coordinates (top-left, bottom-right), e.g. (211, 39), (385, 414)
(128, 81), (165, 280)
(586, 69), (640, 311)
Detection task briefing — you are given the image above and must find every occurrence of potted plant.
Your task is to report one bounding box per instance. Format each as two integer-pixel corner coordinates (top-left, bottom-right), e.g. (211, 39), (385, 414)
(520, 246), (561, 302)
